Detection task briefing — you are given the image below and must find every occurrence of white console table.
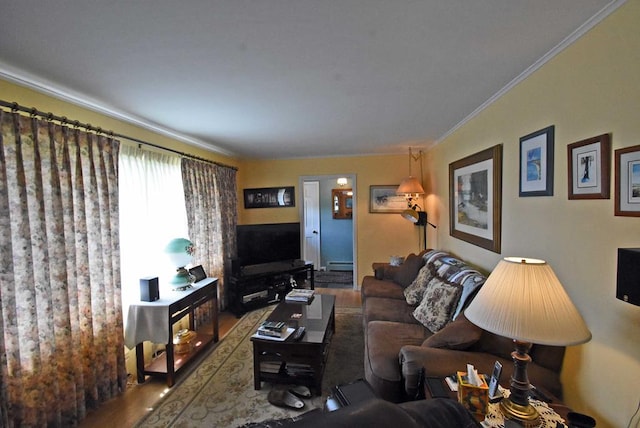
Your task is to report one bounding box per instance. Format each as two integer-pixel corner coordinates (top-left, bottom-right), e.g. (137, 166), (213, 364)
(124, 277), (219, 386)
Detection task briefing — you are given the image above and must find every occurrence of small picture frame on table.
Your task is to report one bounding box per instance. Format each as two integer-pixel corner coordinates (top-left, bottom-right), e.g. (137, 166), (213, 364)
(614, 144), (640, 217)
(519, 125), (554, 197)
(567, 134), (611, 200)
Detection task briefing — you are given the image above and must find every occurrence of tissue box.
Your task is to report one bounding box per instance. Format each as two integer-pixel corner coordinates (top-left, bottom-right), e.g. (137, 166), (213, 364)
(456, 371), (489, 420)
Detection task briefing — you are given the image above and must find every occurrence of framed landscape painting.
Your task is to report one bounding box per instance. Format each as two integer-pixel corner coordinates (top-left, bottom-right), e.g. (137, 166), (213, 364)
(519, 125), (554, 197)
(615, 144), (640, 217)
(449, 144), (503, 253)
(369, 185), (406, 213)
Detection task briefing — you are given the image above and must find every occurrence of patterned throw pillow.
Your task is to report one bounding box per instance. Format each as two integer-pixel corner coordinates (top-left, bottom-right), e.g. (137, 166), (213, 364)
(412, 277), (462, 333)
(404, 264), (435, 305)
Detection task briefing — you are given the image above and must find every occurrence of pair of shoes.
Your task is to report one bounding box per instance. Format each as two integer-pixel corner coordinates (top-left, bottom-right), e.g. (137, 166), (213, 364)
(289, 385), (312, 399)
(267, 388), (304, 410)
(267, 386), (312, 409)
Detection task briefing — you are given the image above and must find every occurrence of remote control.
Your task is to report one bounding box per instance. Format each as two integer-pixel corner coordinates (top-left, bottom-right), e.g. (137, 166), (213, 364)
(292, 326), (306, 341)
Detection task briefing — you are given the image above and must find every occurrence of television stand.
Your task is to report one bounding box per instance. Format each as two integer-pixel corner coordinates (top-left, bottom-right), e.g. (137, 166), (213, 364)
(229, 260), (314, 317)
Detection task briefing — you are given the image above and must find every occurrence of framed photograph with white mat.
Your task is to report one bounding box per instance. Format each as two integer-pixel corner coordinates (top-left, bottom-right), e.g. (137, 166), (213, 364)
(519, 125), (554, 197)
(615, 144), (640, 217)
(567, 134), (611, 200)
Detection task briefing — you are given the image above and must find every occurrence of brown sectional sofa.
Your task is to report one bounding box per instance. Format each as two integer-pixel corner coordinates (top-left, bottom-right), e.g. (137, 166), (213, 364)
(361, 249), (566, 403)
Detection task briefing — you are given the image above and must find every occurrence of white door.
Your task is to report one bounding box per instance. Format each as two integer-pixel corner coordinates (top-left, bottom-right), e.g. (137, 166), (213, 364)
(303, 181), (321, 268)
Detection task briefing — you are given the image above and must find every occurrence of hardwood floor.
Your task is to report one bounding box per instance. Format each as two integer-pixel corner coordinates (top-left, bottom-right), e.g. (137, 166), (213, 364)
(80, 288), (361, 428)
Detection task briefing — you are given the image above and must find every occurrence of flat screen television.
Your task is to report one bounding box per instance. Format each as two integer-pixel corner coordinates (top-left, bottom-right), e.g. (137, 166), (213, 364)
(236, 222), (301, 268)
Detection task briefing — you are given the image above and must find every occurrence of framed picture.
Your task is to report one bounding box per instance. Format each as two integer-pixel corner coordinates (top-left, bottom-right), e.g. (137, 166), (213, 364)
(567, 134), (611, 200)
(369, 185), (407, 213)
(243, 186), (295, 208)
(449, 144), (502, 253)
(615, 144), (640, 217)
(519, 125), (554, 197)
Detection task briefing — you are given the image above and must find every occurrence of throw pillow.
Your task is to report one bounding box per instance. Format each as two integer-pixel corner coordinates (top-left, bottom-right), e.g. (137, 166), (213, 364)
(451, 271), (486, 320)
(403, 264), (435, 305)
(392, 253), (425, 288)
(412, 277), (462, 333)
(421, 313), (482, 350)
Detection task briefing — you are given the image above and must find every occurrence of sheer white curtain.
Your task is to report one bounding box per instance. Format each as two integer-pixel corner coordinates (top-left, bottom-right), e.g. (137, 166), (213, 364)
(118, 144), (189, 308)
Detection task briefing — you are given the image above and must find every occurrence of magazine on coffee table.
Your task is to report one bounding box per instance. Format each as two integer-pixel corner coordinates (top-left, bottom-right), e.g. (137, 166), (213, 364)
(252, 327), (295, 341)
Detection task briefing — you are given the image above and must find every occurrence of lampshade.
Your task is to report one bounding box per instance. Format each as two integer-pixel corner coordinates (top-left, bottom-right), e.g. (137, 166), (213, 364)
(337, 177), (348, 186)
(165, 238), (194, 268)
(401, 209), (419, 223)
(465, 257), (591, 346)
(165, 238), (195, 289)
(396, 176), (424, 196)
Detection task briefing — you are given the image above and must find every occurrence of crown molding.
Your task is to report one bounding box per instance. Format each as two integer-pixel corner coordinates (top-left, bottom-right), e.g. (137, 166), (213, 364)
(437, 0), (626, 145)
(0, 62), (235, 158)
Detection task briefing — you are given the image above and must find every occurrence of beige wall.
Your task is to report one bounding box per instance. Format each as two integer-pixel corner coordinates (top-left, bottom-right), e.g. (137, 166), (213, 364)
(424, 2), (640, 426)
(237, 155), (434, 283)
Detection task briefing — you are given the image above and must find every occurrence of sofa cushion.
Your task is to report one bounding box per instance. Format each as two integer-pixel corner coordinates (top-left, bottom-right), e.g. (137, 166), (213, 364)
(421, 313), (482, 350)
(392, 253), (425, 288)
(413, 278), (462, 333)
(403, 264), (435, 305)
(364, 296), (421, 326)
(361, 276), (406, 300)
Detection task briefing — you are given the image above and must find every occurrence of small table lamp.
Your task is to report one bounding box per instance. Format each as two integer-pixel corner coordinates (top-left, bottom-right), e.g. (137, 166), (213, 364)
(464, 257), (591, 427)
(165, 238), (195, 290)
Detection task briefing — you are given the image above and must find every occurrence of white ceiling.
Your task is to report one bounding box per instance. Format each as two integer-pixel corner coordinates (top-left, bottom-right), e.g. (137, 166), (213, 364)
(0, 1), (620, 160)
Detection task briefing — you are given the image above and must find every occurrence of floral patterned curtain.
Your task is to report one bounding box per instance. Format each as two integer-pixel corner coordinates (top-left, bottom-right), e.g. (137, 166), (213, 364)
(0, 111), (126, 426)
(181, 158), (237, 310)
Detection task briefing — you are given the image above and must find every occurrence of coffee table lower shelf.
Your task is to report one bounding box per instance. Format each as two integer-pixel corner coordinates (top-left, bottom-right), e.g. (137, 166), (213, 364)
(139, 332), (215, 386)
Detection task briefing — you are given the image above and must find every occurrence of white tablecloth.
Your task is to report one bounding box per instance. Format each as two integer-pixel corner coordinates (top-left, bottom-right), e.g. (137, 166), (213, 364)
(123, 278), (216, 349)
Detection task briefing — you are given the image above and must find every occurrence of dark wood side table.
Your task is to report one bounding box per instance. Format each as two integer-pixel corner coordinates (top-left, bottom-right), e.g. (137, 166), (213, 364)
(251, 294), (335, 396)
(125, 277), (219, 387)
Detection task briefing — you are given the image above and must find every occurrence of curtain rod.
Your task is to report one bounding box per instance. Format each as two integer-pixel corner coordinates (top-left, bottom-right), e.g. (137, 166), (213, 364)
(0, 100), (238, 171)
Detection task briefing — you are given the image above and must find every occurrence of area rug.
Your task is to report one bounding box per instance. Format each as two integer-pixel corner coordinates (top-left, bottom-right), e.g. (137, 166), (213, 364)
(134, 305), (364, 427)
(314, 271), (354, 289)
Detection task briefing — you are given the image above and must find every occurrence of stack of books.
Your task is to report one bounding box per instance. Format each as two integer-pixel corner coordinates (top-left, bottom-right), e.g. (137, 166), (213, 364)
(257, 321), (287, 338)
(285, 362), (314, 378)
(285, 288), (315, 303)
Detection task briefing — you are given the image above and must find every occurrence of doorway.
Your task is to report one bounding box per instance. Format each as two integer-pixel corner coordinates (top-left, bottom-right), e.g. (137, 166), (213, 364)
(299, 174), (357, 289)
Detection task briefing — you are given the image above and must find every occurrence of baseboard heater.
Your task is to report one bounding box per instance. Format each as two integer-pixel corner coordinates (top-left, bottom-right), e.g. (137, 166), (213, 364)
(327, 261), (353, 271)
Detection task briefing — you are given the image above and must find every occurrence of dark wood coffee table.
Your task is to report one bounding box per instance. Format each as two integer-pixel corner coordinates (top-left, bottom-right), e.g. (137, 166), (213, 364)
(251, 294), (336, 396)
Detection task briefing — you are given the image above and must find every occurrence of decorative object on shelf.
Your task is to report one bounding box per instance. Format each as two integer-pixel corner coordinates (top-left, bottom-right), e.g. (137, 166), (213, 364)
(464, 257), (591, 427)
(519, 125), (555, 197)
(244, 186), (295, 208)
(397, 147), (425, 209)
(449, 144), (503, 253)
(189, 265), (207, 282)
(614, 144), (640, 216)
(174, 329), (196, 354)
(369, 185), (406, 213)
(165, 238), (196, 290)
(568, 133), (611, 200)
